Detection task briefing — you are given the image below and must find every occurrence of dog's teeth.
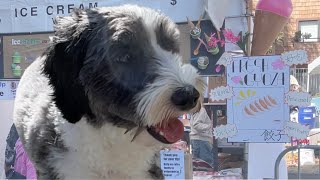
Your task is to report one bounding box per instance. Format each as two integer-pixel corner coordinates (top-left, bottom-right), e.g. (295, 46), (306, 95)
(159, 131), (164, 136)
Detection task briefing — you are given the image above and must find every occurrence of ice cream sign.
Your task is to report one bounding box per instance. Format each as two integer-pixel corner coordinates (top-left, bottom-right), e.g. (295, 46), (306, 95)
(11, 38), (50, 46)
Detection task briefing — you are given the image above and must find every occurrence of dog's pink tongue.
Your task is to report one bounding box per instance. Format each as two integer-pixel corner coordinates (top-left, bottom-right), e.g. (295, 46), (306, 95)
(158, 118), (184, 143)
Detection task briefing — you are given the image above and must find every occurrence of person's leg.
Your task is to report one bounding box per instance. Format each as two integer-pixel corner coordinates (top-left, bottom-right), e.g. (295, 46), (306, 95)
(190, 139), (201, 159)
(198, 141), (214, 167)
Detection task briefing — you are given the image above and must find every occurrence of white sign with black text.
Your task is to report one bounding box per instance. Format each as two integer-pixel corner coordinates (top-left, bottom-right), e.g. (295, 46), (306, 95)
(160, 150), (185, 179)
(0, 0), (205, 33)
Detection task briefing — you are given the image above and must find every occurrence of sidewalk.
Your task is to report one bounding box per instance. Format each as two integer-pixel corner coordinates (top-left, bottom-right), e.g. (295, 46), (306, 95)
(288, 165), (320, 179)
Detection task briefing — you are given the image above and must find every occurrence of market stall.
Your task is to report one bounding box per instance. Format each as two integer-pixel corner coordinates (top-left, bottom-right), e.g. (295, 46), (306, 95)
(170, 0), (314, 179)
(0, 0), (249, 179)
(0, 1), (203, 178)
(1, 0), (314, 179)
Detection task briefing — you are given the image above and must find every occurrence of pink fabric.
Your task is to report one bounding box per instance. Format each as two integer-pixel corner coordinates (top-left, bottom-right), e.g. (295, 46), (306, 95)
(256, 0), (293, 17)
(170, 140), (188, 151)
(14, 138), (37, 179)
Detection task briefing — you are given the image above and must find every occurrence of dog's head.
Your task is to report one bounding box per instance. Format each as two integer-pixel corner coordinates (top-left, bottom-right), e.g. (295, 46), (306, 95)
(43, 5), (205, 144)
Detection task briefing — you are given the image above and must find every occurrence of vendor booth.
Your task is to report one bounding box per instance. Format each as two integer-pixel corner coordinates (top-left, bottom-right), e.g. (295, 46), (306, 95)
(1, 1), (209, 178)
(1, 0), (311, 179)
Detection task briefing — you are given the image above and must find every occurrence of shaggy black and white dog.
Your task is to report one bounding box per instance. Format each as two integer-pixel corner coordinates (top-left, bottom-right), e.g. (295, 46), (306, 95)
(13, 5), (204, 179)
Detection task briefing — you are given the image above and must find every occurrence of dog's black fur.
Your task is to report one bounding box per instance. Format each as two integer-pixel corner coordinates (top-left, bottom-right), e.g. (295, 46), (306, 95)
(43, 8), (180, 127)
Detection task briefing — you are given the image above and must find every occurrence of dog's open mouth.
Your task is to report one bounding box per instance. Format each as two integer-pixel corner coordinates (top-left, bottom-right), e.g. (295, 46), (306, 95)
(146, 118), (184, 144)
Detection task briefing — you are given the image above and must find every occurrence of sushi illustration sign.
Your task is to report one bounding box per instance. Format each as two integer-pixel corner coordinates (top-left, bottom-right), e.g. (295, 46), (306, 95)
(227, 55), (290, 143)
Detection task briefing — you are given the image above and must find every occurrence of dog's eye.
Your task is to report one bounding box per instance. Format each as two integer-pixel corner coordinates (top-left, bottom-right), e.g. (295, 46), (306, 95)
(124, 54), (136, 62)
(125, 55), (131, 60)
(116, 54), (132, 62)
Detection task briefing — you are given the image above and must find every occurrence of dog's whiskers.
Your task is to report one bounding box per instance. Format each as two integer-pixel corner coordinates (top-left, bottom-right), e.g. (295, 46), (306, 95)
(131, 126), (144, 142)
(124, 127), (134, 134)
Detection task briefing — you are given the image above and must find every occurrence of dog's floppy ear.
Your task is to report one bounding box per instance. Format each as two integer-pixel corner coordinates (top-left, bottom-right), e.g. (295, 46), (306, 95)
(43, 9), (95, 124)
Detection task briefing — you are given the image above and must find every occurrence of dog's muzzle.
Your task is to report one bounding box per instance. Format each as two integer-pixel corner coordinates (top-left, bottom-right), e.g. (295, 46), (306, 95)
(171, 85), (200, 111)
(145, 85), (199, 144)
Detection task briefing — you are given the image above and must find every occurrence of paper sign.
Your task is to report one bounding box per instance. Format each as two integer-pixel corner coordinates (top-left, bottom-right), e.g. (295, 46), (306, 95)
(216, 52), (233, 66)
(284, 121), (310, 139)
(160, 150), (185, 179)
(209, 86), (233, 101)
(0, 80), (19, 100)
(227, 55), (290, 143)
(213, 124), (237, 139)
(207, 76), (227, 104)
(281, 50), (308, 65)
(300, 149), (316, 166)
(285, 91), (312, 107)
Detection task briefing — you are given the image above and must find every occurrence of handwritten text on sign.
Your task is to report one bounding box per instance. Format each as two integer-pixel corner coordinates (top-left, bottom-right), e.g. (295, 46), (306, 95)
(285, 91), (312, 107)
(213, 124), (237, 139)
(210, 86), (234, 101)
(281, 50), (308, 66)
(260, 130), (286, 142)
(160, 150), (185, 179)
(284, 121), (310, 139)
(227, 55), (290, 143)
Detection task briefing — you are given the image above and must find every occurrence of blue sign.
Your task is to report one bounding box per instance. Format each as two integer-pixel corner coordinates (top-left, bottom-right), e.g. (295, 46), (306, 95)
(298, 106), (316, 129)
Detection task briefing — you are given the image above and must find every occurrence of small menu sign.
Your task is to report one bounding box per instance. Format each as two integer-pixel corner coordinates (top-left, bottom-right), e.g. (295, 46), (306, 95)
(160, 150), (185, 179)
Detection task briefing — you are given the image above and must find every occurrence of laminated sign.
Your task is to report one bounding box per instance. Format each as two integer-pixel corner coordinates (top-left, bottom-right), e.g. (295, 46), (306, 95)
(226, 55), (290, 143)
(160, 150), (185, 179)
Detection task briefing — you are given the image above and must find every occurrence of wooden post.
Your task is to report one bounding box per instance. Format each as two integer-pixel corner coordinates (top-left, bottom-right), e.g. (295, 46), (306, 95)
(246, 0), (253, 56)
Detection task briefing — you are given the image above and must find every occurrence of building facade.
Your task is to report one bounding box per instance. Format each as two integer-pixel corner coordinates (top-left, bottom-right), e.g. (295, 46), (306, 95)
(252, 0), (320, 94)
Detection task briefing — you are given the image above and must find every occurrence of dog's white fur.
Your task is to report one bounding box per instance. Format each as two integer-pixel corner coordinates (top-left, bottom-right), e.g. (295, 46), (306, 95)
(13, 5), (204, 179)
(15, 52), (167, 180)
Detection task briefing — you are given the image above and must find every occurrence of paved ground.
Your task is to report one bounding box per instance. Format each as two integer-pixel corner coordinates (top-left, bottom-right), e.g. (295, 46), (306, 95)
(288, 165), (320, 179)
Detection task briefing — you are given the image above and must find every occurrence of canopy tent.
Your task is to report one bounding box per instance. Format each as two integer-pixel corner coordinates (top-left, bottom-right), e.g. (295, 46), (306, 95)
(204, 0), (247, 30)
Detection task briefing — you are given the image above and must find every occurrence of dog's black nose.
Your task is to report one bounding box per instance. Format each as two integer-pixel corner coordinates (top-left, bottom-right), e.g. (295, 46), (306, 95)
(171, 85), (200, 110)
